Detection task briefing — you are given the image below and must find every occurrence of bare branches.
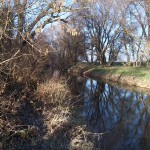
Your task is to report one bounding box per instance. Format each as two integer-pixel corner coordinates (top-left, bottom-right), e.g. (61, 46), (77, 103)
(28, 1), (54, 33)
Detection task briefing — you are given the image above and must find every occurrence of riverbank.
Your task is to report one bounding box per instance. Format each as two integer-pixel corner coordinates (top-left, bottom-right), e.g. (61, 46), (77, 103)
(0, 77), (95, 150)
(69, 63), (150, 89)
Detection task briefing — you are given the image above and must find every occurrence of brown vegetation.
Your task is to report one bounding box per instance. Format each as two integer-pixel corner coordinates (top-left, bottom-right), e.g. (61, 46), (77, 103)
(0, 78), (72, 149)
(1, 0), (150, 149)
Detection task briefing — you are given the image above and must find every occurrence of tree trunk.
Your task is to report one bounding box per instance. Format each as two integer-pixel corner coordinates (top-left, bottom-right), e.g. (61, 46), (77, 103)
(99, 53), (106, 66)
(91, 49), (94, 63)
(131, 44), (136, 67)
(147, 1), (150, 41)
(144, 0), (150, 40)
(124, 43), (130, 66)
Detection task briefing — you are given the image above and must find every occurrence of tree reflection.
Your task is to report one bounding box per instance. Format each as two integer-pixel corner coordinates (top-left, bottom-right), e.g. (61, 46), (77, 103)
(69, 76), (150, 150)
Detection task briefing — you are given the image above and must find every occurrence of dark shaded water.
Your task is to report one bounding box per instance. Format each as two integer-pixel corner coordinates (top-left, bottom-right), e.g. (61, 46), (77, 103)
(68, 76), (150, 150)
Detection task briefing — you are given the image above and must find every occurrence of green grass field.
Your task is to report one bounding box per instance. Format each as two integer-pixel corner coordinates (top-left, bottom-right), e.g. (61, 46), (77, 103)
(70, 62), (150, 80)
(91, 66), (150, 79)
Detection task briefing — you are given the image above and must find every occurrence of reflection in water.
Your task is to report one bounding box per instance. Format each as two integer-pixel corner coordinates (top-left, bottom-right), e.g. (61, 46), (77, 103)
(68, 76), (150, 150)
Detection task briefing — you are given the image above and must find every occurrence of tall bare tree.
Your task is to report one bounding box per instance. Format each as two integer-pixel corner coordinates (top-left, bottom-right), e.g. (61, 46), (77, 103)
(79, 0), (123, 65)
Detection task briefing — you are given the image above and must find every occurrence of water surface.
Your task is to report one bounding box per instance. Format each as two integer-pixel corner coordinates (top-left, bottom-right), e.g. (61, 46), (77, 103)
(68, 76), (150, 150)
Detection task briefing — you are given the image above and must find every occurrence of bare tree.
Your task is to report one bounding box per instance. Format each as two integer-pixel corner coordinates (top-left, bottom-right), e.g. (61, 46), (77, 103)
(79, 0), (123, 65)
(0, 0), (84, 82)
(54, 23), (86, 71)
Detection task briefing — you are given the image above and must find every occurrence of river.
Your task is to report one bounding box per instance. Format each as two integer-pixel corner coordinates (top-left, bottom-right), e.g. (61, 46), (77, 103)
(68, 76), (150, 150)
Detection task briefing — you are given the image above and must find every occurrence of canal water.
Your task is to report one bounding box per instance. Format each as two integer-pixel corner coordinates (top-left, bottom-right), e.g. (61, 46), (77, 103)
(68, 76), (150, 150)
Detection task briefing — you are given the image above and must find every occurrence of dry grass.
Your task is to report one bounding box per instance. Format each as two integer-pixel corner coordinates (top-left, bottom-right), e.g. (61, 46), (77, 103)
(36, 78), (96, 149)
(0, 78), (73, 149)
(0, 78), (96, 149)
(37, 78), (71, 105)
(36, 78), (73, 143)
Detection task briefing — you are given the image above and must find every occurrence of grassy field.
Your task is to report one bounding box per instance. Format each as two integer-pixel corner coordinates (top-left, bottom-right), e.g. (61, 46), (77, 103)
(70, 63), (150, 79)
(70, 63), (150, 89)
(90, 66), (150, 80)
